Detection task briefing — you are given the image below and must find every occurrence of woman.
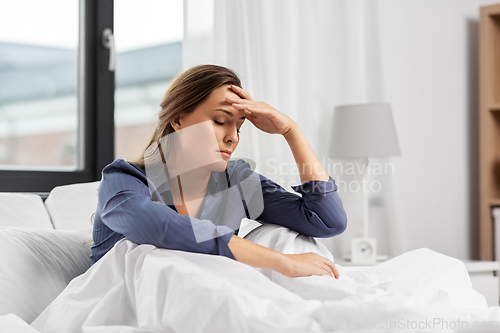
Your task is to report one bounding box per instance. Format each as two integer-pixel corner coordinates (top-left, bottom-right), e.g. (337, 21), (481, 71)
(89, 64), (347, 279)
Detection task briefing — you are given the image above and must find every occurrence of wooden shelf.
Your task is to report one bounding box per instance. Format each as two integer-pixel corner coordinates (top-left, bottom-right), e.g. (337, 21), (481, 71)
(479, 3), (500, 260)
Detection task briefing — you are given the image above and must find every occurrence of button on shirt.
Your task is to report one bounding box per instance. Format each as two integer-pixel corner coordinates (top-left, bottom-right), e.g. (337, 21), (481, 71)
(89, 158), (347, 267)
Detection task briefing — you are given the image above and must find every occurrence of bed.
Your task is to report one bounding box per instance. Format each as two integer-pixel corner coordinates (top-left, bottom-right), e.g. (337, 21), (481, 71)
(1, 181), (499, 333)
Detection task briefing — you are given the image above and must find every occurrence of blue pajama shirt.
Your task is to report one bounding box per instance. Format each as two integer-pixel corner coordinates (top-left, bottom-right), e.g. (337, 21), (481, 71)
(89, 158), (347, 267)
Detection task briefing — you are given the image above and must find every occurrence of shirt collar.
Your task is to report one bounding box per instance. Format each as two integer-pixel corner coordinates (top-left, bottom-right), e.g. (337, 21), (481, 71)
(150, 169), (227, 196)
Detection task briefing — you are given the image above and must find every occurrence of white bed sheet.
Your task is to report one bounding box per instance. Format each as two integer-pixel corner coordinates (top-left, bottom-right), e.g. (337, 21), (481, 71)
(28, 226), (500, 333)
(0, 314), (40, 333)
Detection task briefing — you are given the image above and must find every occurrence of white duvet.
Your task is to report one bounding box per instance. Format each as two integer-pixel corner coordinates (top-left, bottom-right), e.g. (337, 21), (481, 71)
(5, 225), (500, 332)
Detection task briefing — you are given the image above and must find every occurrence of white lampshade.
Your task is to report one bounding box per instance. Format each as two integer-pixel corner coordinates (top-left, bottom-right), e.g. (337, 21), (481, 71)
(329, 103), (401, 159)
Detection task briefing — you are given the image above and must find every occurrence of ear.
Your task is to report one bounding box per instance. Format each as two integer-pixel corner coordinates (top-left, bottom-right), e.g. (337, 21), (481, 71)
(170, 116), (182, 131)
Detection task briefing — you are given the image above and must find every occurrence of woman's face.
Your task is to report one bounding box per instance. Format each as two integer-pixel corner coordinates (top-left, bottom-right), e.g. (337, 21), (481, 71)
(170, 85), (246, 171)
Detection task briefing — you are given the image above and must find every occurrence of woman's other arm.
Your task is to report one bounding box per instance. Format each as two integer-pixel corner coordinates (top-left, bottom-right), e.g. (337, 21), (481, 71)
(227, 86), (347, 237)
(96, 160), (339, 278)
(226, 85), (329, 183)
(228, 234), (339, 278)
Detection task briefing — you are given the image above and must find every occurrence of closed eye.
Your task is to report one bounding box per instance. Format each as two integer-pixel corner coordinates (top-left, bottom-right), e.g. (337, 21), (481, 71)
(213, 120), (241, 134)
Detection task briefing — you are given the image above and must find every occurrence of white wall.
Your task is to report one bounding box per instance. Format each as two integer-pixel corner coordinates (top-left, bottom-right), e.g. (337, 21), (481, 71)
(373, 0), (497, 259)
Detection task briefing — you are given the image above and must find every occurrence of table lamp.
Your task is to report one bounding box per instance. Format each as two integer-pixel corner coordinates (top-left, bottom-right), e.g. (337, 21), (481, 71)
(329, 103), (401, 264)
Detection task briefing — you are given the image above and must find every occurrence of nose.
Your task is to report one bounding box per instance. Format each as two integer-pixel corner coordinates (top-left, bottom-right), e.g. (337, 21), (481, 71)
(224, 126), (239, 145)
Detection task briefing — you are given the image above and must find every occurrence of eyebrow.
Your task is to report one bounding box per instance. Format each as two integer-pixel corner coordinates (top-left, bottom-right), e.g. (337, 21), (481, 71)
(214, 109), (246, 120)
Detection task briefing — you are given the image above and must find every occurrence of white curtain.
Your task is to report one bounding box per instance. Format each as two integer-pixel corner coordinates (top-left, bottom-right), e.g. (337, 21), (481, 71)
(183, 0), (406, 259)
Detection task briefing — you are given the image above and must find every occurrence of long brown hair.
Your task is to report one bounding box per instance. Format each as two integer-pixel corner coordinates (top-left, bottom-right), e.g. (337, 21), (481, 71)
(129, 64), (242, 167)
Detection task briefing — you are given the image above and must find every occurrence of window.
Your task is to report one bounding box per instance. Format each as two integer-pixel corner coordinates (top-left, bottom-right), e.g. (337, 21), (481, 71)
(0, 0), (79, 169)
(0, 0), (183, 192)
(0, 0), (115, 192)
(113, 0), (183, 162)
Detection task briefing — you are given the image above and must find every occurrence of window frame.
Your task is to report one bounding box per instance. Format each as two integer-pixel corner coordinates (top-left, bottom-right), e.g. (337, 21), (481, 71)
(0, 0), (115, 193)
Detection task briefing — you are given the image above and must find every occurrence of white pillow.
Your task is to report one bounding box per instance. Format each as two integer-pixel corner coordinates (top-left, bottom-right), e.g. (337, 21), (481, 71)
(237, 218), (261, 238)
(244, 223), (334, 278)
(0, 227), (92, 324)
(0, 193), (53, 229)
(44, 181), (100, 234)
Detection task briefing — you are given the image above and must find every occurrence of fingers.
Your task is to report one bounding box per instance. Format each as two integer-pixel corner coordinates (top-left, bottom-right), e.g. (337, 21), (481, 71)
(229, 100), (270, 116)
(226, 97), (254, 111)
(328, 263), (339, 279)
(320, 264), (334, 278)
(244, 109), (255, 122)
(226, 96), (254, 106)
(231, 103), (253, 111)
(284, 252), (340, 279)
(333, 264), (339, 279)
(323, 259), (339, 279)
(229, 85), (254, 101)
(314, 254), (339, 279)
(226, 96), (265, 109)
(226, 96), (275, 117)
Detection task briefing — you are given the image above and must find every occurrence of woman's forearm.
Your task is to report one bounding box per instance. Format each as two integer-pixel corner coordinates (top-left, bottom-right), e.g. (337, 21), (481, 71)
(227, 234), (287, 273)
(226, 85), (329, 184)
(283, 123), (329, 183)
(227, 234), (339, 278)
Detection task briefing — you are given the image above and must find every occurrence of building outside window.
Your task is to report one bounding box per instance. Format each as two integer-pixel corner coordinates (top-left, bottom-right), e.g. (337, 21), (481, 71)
(0, 0), (183, 173)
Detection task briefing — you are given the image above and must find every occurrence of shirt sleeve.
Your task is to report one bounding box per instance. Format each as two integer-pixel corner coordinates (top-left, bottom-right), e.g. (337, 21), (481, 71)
(97, 162), (236, 260)
(237, 161), (347, 238)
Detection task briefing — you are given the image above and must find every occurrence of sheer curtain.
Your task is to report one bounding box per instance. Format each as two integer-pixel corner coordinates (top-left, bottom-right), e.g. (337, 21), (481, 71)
(183, 0), (406, 259)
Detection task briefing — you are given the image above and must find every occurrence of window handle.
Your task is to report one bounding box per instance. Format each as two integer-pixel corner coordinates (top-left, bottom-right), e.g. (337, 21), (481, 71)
(102, 28), (115, 72)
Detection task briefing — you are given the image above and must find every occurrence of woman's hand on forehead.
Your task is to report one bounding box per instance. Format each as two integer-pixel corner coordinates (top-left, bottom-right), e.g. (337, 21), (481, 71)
(226, 85), (296, 136)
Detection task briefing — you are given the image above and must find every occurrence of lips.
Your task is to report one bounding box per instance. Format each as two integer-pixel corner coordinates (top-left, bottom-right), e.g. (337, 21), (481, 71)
(217, 150), (232, 158)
